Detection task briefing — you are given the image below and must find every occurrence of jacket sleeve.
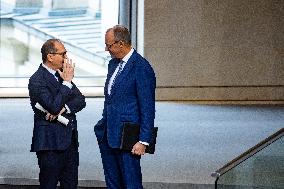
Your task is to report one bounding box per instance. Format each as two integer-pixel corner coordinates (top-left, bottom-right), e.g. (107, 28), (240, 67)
(65, 83), (86, 114)
(136, 60), (156, 143)
(28, 77), (72, 115)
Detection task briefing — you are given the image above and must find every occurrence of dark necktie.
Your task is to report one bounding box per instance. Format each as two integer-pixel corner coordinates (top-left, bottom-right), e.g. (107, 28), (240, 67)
(55, 71), (60, 79)
(55, 71), (62, 83)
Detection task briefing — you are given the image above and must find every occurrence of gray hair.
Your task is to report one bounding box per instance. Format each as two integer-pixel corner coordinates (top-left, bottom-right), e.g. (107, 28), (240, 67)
(41, 39), (62, 63)
(107, 25), (131, 45)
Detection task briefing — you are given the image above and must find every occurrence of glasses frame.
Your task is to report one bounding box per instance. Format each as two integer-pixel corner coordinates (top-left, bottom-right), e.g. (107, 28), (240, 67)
(105, 41), (119, 49)
(50, 51), (67, 57)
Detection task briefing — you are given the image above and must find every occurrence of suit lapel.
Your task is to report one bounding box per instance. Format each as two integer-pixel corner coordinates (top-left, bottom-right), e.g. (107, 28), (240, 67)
(110, 52), (136, 97)
(39, 65), (60, 88)
(104, 59), (119, 96)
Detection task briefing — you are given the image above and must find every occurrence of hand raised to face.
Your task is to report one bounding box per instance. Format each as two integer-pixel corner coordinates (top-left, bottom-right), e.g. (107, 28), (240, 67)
(57, 58), (75, 82)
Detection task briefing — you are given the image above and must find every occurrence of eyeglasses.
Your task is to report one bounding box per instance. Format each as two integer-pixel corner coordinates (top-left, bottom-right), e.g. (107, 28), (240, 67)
(50, 51), (67, 57)
(105, 41), (119, 49)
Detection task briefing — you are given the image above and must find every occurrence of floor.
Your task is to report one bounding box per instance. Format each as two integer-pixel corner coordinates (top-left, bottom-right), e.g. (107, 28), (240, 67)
(0, 98), (283, 188)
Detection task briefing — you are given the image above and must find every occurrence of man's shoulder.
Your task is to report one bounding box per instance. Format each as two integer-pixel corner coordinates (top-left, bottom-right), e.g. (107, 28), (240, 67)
(29, 65), (45, 83)
(129, 51), (148, 65)
(131, 53), (154, 72)
(131, 50), (143, 60)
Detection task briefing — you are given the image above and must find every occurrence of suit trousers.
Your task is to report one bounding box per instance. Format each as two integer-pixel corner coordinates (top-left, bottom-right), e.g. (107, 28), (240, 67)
(99, 133), (143, 189)
(36, 131), (79, 189)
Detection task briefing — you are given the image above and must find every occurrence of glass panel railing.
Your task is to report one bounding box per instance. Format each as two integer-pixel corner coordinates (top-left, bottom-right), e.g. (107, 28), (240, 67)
(212, 128), (284, 189)
(0, 76), (106, 97)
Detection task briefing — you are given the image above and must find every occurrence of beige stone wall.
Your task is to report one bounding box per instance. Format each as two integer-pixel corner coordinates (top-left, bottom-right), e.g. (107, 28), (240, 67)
(143, 0), (284, 103)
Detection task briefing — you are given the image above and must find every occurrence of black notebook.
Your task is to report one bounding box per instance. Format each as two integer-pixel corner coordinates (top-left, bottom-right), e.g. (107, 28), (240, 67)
(120, 122), (158, 154)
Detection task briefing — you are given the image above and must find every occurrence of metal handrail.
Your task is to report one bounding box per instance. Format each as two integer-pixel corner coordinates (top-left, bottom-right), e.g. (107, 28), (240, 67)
(211, 128), (284, 179)
(0, 76), (107, 88)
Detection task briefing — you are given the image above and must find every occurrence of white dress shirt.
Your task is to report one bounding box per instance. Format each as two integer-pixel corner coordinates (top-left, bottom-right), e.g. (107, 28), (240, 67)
(107, 48), (134, 95)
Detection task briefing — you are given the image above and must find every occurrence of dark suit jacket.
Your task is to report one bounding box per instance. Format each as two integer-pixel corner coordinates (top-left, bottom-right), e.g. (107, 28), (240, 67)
(94, 50), (156, 148)
(28, 64), (86, 152)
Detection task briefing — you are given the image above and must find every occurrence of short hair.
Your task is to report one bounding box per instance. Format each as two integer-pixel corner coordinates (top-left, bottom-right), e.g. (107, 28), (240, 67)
(108, 25), (131, 45)
(41, 39), (62, 63)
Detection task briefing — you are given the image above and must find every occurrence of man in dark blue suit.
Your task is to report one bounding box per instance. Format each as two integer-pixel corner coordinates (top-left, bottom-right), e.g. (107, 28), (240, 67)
(28, 39), (86, 189)
(94, 25), (156, 189)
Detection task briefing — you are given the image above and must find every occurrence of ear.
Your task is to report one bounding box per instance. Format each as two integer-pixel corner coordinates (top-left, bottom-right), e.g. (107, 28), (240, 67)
(119, 41), (124, 47)
(47, 54), (53, 62)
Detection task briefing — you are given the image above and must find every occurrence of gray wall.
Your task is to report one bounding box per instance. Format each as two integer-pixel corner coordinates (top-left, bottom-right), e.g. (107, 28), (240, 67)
(143, 0), (284, 103)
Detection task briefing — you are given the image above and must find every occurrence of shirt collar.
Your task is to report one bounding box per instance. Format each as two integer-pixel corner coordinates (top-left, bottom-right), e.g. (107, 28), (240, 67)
(121, 48), (134, 63)
(42, 63), (56, 76)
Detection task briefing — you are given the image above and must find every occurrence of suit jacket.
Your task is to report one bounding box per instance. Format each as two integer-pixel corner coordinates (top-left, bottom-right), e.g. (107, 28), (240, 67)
(94, 50), (156, 148)
(28, 64), (86, 152)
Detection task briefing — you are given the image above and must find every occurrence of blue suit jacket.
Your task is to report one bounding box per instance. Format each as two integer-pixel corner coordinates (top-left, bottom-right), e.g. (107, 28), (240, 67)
(28, 64), (86, 152)
(94, 50), (156, 148)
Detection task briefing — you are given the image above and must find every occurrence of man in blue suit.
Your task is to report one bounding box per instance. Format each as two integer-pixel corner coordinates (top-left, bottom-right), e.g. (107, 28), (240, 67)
(94, 25), (156, 189)
(28, 39), (86, 189)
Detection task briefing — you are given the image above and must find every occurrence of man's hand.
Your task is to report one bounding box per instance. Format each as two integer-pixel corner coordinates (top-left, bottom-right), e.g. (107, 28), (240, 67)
(45, 107), (66, 122)
(57, 58), (75, 82)
(131, 142), (146, 156)
(45, 113), (57, 121)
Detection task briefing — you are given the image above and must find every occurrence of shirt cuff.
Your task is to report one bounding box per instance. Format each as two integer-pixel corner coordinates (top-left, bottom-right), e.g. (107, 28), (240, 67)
(65, 104), (71, 114)
(62, 81), (72, 89)
(139, 141), (149, 146)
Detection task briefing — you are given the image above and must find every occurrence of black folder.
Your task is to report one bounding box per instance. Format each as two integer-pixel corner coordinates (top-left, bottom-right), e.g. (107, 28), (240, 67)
(120, 122), (158, 154)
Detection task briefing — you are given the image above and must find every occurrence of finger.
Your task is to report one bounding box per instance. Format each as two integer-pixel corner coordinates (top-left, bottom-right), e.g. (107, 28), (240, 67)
(66, 60), (73, 70)
(134, 147), (140, 154)
(49, 115), (54, 121)
(63, 59), (67, 70)
(68, 58), (72, 67)
(46, 113), (50, 120)
(50, 115), (55, 121)
(70, 67), (74, 74)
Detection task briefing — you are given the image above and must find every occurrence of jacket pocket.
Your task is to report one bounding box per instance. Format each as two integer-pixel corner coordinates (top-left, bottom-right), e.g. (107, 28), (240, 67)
(120, 114), (139, 123)
(36, 120), (50, 126)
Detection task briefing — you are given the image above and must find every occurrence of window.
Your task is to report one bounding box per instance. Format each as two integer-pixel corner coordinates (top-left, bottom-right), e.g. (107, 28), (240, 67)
(0, 0), (119, 96)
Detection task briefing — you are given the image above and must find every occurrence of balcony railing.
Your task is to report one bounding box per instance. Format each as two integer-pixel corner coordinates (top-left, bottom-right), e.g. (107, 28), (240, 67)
(0, 76), (106, 97)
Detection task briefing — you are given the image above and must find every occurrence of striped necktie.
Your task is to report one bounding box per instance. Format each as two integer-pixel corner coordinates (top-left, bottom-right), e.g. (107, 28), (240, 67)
(110, 61), (124, 93)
